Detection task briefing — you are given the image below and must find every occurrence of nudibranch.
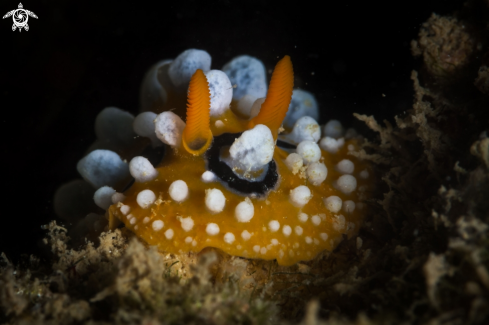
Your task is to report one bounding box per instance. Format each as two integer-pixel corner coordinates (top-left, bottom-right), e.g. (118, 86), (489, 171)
(56, 49), (373, 266)
(95, 52), (374, 266)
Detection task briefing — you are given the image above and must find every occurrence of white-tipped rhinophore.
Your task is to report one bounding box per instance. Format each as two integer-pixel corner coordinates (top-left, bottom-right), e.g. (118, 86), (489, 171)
(323, 120), (344, 138)
(95, 107), (137, 147)
(235, 197), (254, 222)
(168, 49), (211, 89)
(77, 149), (130, 189)
(154, 111), (186, 147)
(205, 188), (226, 213)
(133, 112), (161, 147)
(129, 156), (159, 183)
(284, 116), (321, 144)
(137, 189), (156, 209)
(54, 179), (99, 222)
(296, 141), (321, 164)
(225, 124), (274, 175)
(169, 180), (189, 202)
(222, 55), (267, 100)
(336, 159), (354, 174)
(319, 136), (345, 153)
(94, 186), (116, 210)
(236, 94), (258, 118)
(205, 70), (233, 116)
(139, 59), (172, 112)
(337, 175), (357, 194)
(306, 162), (327, 186)
(284, 153), (303, 175)
(324, 196), (342, 213)
(283, 90), (319, 129)
(289, 185), (312, 208)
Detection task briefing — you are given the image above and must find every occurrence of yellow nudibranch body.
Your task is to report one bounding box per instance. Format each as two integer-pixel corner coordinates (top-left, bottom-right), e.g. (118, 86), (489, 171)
(108, 54), (372, 266)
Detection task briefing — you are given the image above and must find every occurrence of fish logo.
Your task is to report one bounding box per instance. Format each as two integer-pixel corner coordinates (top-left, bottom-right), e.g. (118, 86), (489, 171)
(3, 3), (38, 32)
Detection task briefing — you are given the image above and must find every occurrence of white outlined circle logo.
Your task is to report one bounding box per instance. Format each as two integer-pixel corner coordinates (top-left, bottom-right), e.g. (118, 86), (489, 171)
(3, 3), (38, 32)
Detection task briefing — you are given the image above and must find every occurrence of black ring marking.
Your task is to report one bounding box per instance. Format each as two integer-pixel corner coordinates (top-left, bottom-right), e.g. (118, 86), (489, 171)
(205, 132), (278, 196)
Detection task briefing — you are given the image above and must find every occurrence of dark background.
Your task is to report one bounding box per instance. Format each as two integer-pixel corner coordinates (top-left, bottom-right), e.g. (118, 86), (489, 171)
(1, 0), (464, 262)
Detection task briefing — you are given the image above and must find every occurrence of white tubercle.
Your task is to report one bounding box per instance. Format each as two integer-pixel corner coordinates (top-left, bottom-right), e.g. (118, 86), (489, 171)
(306, 162), (327, 186)
(154, 111), (186, 147)
(268, 220), (280, 232)
(215, 120), (225, 128)
(152, 220), (164, 231)
(133, 112), (161, 147)
(295, 226), (303, 236)
(343, 200), (356, 213)
(111, 192), (126, 204)
(285, 153), (303, 175)
(204, 70), (233, 116)
(297, 141), (321, 164)
(250, 98), (265, 118)
(337, 175), (357, 194)
(77, 150), (129, 189)
(298, 213), (308, 222)
(224, 232), (235, 244)
(311, 215), (321, 225)
(169, 180), (189, 202)
(165, 229), (174, 239)
(319, 137), (345, 153)
(227, 124), (274, 172)
(323, 120), (344, 138)
(241, 230), (251, 241)
(336, 159), (354, 174)
(222, 55), (267, 100)
(289, 185), (312, 208)
(168, 49), (211, 89)
(139, 59), (171, 113)
(286, 116), (321, 144)
(282, 225), (292, 236)
(205, 188), (226, 213)
(236, 94), (258, 118)
(283, 90), (320, 129)
(332, 215), (346, 232)
(95, 107), (136, 147)
(345, 128), (358, 139)
(359, 169), (369, 179)
(180, 217), (194, 232)
(206, 223), (220, 236)
(129, 156), (159, 183)
(137, 189), (156, 209)
(324, 196), (342, 213)
(235, 197), (254, 222)
(201, 171), (216, 183)
(93, 186), (116, 210)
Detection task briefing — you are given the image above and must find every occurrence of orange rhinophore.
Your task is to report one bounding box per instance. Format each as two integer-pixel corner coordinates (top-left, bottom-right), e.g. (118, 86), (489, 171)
(248, 55), (294, 140)
(182, 69), (213, 156)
